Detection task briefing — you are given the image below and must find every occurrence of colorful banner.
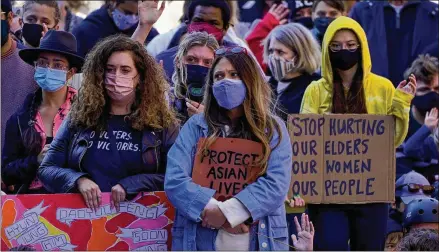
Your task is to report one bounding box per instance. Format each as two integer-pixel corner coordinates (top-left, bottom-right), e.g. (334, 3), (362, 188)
(1, 192), (174, 251)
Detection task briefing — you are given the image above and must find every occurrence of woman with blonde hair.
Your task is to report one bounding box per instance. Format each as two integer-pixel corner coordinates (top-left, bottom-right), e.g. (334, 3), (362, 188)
(263, 22), (321, 121)
(171, 31), (219, 123)
(38, 35), (179, 210)
(165, 47), (292, 250)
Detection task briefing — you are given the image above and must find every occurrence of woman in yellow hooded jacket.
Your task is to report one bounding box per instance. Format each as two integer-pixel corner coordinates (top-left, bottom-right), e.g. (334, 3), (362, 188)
(300, 17), (416, 250)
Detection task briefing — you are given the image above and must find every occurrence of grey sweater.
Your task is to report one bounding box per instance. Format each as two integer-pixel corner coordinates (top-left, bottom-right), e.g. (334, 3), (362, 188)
(1, 40), (37, 146)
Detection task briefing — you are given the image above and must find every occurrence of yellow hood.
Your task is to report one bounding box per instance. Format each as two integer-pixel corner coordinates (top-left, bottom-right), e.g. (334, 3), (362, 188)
(321, 16), (372, 91)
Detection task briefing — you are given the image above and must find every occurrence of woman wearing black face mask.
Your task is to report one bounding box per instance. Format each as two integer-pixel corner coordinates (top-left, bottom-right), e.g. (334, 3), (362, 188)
(301, 17), (416, 250)
(172, 32), (219, 124)
(20, 1), (60, 48)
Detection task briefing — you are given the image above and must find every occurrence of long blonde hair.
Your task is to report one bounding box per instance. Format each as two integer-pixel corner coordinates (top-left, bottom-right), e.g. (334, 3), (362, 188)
(172, 32), (219, 100)
(201, 52), (282, 176)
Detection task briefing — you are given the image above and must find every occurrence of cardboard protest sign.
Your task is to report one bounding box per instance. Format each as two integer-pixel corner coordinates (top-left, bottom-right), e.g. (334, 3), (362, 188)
(287, 114), (395, 204)
(1, 192), (174, 251)
(192, 138), (263, 202)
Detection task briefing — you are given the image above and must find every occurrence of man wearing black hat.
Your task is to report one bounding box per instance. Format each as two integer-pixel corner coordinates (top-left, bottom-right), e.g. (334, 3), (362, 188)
(1, 0), (36, 147)
(72, 0), (159, 58)
(2, 30), (83, 194)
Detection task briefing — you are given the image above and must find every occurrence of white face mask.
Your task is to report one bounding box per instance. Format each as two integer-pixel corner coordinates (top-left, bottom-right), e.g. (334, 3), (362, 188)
(268, 55), (297, 81)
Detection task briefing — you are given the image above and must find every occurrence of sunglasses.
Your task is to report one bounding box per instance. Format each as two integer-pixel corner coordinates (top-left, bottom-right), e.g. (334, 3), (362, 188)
(396, 183), (435, 194)
(215, 46), (248, 56)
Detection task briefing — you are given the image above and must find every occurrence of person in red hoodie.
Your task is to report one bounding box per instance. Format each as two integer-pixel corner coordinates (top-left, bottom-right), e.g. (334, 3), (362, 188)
(246, 3), (290, 73)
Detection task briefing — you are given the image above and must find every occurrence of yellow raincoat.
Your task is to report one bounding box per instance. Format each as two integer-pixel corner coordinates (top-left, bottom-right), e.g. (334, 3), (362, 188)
(300, 16), (412, 147)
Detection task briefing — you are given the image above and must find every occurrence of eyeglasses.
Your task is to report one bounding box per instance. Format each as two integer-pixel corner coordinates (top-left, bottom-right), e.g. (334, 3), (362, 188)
(396, 183), (435, 194)
(329, 42), (360, 52)
(34, 59), (69, 71)
(215, 46), (248, 56)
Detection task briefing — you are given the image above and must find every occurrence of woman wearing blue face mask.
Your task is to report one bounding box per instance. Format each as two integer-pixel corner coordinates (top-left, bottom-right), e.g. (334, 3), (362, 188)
(172, 31), (219, 124)
(1, 30), (82, 194)
(165, 46), (292, 250)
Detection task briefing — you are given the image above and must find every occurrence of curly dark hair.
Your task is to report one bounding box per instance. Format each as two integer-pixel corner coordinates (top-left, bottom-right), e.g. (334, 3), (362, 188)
(69, 35), (177, 131)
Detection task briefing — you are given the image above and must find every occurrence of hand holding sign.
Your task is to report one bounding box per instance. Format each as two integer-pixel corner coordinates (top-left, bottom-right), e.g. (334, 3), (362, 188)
(286, 195), (305, 208)
(77, 177), (102, 211)
(111, 184), (126, 212)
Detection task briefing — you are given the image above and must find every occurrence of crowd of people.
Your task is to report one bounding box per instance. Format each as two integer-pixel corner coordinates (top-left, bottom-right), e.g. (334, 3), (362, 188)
(1, 0), (438, 251)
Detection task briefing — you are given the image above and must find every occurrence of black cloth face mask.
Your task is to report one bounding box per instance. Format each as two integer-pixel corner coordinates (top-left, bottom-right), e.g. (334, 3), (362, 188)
(22, 23), (44, 47)
(329, 49), (361, 71)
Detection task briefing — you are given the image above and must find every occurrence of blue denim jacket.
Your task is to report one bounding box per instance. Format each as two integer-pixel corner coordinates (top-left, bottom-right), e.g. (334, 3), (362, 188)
(164, 114), (292, 251)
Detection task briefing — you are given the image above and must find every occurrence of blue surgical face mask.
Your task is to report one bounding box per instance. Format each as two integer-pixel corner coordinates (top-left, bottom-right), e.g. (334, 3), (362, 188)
(212, 79), (247, 110)
(34, 67), (67, 92)
(112, 8), (139, 31)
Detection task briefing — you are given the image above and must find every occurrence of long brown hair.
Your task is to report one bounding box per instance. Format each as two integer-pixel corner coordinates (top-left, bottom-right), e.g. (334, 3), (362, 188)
(69, 35), (176, 131)
(331, 66), (367, 114)
(201, 52), (282, 176)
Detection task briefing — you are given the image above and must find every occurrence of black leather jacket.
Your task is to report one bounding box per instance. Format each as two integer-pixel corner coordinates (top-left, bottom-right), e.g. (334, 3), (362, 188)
(37, 117), (179, 195)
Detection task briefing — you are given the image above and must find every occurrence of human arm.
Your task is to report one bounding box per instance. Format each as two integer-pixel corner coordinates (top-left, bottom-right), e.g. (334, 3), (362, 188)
(131, 0), (165, 46)
(115, 123), (180, 203)
(389, 75), (416, 147)
(37, 117), (88, 193)
(292, 213), (315, 251)
(233, 118), (292, 221)
(1, 115), (40, 185)
(164, 115), (216, 222)
(245, 4), (289, 73)
(403, 108), (438, 159)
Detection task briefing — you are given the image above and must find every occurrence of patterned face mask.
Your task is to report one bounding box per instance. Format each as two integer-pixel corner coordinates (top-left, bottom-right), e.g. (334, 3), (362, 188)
(112, 8), (139, 31)
(268, 55), (297, 81)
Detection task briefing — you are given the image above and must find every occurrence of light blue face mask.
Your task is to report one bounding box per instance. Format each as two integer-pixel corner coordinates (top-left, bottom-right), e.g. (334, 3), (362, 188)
(34, 67), (67, 92)
(212, 79), (247, 110)
(112, 8), (139, 31)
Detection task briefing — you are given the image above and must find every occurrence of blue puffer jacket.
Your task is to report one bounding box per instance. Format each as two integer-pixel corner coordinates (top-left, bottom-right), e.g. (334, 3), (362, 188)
(164, 113), (292, 251)
(37, 116), (179, 194)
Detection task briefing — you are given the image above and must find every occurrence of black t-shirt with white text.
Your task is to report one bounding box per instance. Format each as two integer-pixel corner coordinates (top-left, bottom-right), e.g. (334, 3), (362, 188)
(82, 115), (143, 192)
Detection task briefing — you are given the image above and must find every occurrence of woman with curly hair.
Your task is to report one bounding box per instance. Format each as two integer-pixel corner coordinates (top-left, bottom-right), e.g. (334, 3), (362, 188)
(38, 35), (179, 210)
(165, 47), (292, 250)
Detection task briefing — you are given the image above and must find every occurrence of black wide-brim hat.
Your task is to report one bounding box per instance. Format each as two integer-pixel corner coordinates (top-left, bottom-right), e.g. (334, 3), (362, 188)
(19, 30), (84, 72)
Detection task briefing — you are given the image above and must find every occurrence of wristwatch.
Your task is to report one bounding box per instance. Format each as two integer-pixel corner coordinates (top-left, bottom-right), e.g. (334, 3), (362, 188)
(244, 217), (253, 226)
